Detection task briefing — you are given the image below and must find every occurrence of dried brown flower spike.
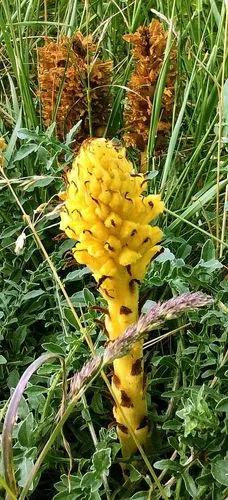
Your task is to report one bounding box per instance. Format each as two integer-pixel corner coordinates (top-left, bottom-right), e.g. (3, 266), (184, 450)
(123, 20), (176, 168)
(37, 32), (112, 146)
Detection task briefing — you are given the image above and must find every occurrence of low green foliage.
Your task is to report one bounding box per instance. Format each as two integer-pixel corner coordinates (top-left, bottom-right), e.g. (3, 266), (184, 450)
(0, 0), (227, 499)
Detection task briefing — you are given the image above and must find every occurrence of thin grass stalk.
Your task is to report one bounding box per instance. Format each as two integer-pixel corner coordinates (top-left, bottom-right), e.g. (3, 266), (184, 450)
(219, 182), (228, 258)
(168, 115), (217, 206)
(147, 1), (176, 165)
(168, 179), (228, 233)
(0, 1), (37, 128)
(166, 207), (228, 248)
(216, 1), (228, 254)
(182, 137), (217, 207)
(160, 13), (212, 193)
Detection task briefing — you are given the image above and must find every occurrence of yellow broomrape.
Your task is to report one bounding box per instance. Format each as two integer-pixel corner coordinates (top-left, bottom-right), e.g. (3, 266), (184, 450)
(60, 138), (164, 457)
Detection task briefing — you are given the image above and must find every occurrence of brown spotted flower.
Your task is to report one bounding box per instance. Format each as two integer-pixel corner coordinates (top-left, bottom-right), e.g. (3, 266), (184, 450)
(123, 20), (176, 156)
(37, 32), (112, 147)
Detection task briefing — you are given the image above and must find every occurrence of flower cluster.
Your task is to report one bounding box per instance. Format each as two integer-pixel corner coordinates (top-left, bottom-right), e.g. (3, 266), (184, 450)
(60, 137), (164, 286)
(123, 20), (176, 153)
(37, 33), (112, 146)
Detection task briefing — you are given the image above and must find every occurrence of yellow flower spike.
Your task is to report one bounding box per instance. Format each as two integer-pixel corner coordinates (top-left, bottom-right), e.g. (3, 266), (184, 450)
(60, 138), (164, 457)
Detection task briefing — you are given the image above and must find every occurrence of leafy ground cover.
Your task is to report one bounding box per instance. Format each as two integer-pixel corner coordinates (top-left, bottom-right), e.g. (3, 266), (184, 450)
(0, 1), (227, 499)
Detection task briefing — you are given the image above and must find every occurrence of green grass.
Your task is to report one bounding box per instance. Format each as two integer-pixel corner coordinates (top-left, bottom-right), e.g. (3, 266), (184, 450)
(0, 1), (228, 499)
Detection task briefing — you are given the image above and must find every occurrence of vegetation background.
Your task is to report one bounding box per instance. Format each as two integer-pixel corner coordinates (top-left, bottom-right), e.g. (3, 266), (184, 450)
(0, 0), (227, 499)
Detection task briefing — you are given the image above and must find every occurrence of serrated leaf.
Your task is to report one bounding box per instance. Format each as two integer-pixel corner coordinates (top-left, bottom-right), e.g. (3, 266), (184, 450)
(81, 472), (101, 492)
(92, 448), (111, 477)
(0, 355), (7, 364)
(199, 259), (223, 271)
(155, 248), (175, 262)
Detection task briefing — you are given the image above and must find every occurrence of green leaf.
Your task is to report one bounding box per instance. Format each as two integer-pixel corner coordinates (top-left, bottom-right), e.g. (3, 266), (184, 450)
(17, 128), (39, 140)
(215, 397), (228, 412)
(65, 120), (82, 146)
(162, 419), (182, 431)
(211, 459), (228, 486)
(147, 170), (158, 180)
(141, 300), (156, 313)
(153, 459), (182, 472)
(18, 412), (34, 447)
(57, 239), (75, 257)
(182, 472), (198, 497)
(130, 493), (148, 500)
(18, 458), (34, 488)
(92, 448), (111, 477)
(25, 385), (48, 395)
(64, 267), (90, 282)
(155, 248), (175, 262)
(70, 291), (87, 307)
(22, 289), (45, 302)
(26, 176), (55, 190)
(129, 464), (142, 482)
(4, 108), (22, 162)
(13, 143), (38, 161)
(83, 288), (95, 305)
(199, 259), (223, 271)
(201, 239), (215, 261)
(80, 471), (102, 492)
(64, 308), (80, 329)
(42, 342), (65, 356)
(91, 392), (104, 415)
(0, 355), (7, 364)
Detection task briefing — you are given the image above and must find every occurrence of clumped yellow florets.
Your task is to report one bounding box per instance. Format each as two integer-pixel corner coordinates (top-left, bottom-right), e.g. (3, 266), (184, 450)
(60, 138), (164, 285)
(60, 138), (164, 456)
